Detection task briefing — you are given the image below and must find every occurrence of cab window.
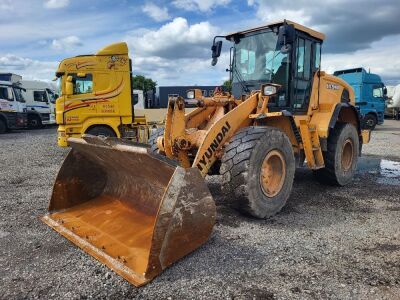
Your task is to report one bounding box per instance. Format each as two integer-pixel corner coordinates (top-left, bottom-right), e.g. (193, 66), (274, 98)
(34, 91), (48, 102)
(372, 85), (383, 98)
(0, 86), (12, 101)
(72, 74), (93, 94)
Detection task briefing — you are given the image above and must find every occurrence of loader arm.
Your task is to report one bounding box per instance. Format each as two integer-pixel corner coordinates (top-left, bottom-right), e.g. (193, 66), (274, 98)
(161, 93), (260, 176)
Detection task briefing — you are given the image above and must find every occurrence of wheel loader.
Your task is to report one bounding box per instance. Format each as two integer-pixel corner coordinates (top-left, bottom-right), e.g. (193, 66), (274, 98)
(42, 20), (371, 286)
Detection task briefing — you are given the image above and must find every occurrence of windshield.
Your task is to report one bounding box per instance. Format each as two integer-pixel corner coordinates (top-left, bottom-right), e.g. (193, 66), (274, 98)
(56, 76), (63, 96)
(46, 89), (57, 103)
(233, 30), (288, 85)
(13, 87), (25, 103)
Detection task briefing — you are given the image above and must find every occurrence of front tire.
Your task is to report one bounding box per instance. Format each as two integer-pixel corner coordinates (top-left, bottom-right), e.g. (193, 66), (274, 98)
(220, 126), (295, 218)
(148, 127), (165, 154)
(362, 114), (377, 130)
(0, 119), (6, 134)
(315, 123), (359, 186)
(85, 126), (117, 138)
(28, 115), (42, 129)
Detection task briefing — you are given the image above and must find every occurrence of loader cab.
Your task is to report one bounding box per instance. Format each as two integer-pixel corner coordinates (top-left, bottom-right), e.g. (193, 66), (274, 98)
(218, 21), (324, 114)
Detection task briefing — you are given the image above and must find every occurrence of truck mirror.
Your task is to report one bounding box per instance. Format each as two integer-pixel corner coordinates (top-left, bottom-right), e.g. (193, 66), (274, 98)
(278, 24), (295, 54)
(383, 87), (387, 96)
(66, 76), (73, 95)
(211, 40), (222, 66)
(77, 72), (86, 78)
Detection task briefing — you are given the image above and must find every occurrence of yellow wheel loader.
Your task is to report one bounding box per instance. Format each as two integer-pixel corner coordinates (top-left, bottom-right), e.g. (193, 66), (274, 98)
(42, 20), (371, 286)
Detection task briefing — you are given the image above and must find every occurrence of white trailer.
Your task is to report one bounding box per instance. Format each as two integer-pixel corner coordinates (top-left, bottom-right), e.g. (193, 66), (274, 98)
(385, 84), (400, 119)
(0, 80), (27, 133)
(20, 80), (57, 128)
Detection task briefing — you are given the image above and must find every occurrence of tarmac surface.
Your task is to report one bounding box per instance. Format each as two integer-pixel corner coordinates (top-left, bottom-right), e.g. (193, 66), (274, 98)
(1, 120), (399, 299)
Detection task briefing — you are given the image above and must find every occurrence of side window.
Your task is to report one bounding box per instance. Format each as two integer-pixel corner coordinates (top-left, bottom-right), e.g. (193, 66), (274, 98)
(372, 85), (383, 98)
(73, 74), (93, 94)
(314, 43), (321, 70)
(209, 90), (214, 97)
(34, 91), (48, 102)
(304, 39), (312, 79)
(202, 90), (207, 96)
(0, 87), (11, 100)
(296, 38), (305, 77)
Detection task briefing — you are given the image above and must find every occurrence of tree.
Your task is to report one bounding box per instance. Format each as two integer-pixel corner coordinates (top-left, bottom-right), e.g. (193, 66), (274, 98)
(223, 79), (232, 92)
(132, 75), (157, 92)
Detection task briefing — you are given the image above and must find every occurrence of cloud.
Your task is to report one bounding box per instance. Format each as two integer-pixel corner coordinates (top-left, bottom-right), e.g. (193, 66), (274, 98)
(51, 36), (82, 51)
(44, 0), (70, 9)
(248, 0), (400, 54)
(172, 0), (231, 12)
(0, 54), (58, 81)
(142, 3), (170, 21)
(124, 17), (229, 85)
(125, 17), (218, 59)
(322, 35), (400, 84)
(0, 0), (13, 11)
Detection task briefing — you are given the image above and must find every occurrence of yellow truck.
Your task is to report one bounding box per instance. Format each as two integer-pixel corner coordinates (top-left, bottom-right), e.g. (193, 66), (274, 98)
(54, 42), (165, 146)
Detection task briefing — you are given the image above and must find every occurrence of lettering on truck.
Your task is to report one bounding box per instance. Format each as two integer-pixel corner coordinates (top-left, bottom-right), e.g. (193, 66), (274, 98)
(197, 121), (231, 171)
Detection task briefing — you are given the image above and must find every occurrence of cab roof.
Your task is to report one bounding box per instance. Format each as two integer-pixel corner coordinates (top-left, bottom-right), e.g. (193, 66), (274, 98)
(226, 20), (325, 41)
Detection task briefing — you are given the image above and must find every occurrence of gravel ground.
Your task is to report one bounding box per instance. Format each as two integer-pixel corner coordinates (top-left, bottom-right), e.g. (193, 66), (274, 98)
(1, 121), (399, 299)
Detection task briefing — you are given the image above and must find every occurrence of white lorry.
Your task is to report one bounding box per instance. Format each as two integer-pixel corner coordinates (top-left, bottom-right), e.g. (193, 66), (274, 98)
(20, 80), (57, 128)
(0, 80), (27, 133)
(385, 84), (400, 119)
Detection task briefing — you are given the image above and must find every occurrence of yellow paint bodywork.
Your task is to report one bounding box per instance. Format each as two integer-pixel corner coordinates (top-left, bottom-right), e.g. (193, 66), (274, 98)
(55, 42), (135, 146)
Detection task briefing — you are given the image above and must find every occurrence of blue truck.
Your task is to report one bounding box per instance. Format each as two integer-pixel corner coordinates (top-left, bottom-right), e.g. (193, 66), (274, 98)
(334, 68), (386, 130)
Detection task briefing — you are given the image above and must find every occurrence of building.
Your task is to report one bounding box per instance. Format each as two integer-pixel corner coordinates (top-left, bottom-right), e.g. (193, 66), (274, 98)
(152, 85), (219, 108)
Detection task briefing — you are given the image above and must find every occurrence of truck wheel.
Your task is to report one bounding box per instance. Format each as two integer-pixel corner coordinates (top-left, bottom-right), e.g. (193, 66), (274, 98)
(315, 123), (359, 186)
(148, 127), (165, 154)
(362, 114), (377, 130)
(28, 115), (42, 129)
(86, 126), (116, 137)
(220, 126), (295, 218)
(0, 119), (6, 134)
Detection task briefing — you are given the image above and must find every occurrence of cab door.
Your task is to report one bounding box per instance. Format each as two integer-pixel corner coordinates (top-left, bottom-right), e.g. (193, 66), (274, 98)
(291, 35), (320, 114)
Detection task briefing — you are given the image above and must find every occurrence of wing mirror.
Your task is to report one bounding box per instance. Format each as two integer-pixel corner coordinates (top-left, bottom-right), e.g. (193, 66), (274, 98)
(65, 75), (73, 96)
(211, 40), (222, 66)
(278, 23), (295, 54)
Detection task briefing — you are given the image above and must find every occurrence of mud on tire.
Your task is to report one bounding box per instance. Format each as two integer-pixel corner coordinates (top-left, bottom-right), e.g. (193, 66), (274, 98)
(220, 126), (295, 219)
(149, 127), (165, 154)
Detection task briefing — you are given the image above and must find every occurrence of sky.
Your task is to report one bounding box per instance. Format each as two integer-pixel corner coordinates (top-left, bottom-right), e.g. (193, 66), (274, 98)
(0, 0), (399, 86)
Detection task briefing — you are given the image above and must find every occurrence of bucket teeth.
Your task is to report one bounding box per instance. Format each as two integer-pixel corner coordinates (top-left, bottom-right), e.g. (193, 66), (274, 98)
(42, 137), (215, 286)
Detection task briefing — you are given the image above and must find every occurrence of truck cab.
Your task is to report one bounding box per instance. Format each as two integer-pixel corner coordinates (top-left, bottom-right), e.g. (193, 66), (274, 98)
(21, 80), (57, 128)
(334, 68), (385, 129)
(0, 80), (28, 133)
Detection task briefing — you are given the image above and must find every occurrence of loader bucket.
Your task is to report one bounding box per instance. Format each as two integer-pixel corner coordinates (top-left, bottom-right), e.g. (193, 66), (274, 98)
(41, 136), (215, 287)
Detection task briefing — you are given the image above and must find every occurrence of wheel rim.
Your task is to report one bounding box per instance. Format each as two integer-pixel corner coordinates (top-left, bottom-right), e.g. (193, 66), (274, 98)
(366, 118), (374, 127)
(260, 150), (286, 198)
(341, 139), (354, 171)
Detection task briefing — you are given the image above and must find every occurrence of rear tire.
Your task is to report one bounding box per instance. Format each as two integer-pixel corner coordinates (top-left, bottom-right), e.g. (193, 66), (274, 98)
(315, 123), (359, 186)
(362, 114), (377, 130)
(0, 119), (6, 134)
(220, 126), (295, 218)
(148, 127), (165, 154)
(86, 126), (117, 137)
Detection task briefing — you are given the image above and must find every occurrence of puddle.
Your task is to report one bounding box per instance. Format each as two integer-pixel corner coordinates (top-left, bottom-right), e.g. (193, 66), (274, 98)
(357, 157), (400, 185)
